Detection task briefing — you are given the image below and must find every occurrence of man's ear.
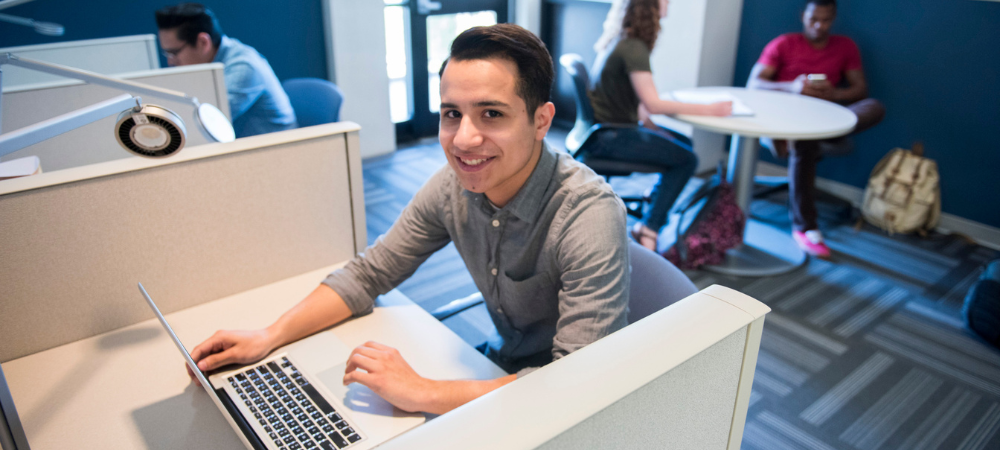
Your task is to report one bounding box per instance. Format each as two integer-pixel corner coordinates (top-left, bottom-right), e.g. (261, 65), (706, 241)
(534, 101), (556, 141)
(196, 32), (214, 55)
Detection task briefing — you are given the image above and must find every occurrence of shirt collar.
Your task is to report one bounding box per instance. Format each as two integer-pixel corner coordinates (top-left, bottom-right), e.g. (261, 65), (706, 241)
(213, 35), (232, 63)
(462, 141), (558, 224)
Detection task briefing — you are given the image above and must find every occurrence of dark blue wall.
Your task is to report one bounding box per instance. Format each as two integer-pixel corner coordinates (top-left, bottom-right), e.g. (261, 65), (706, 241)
(735, 0), (1000, 228)
(0, 1), (327, 82)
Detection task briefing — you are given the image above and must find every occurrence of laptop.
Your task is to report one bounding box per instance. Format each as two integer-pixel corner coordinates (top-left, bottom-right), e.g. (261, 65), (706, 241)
(137, 282), (424, 450)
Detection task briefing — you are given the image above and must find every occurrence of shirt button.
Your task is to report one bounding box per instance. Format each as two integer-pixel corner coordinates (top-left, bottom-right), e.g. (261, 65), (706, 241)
(491, 268), (498, 276)
(492, 219), (500, 227)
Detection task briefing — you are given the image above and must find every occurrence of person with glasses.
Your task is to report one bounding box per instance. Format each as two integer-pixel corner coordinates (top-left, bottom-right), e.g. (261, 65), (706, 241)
(156, 3), (297, 138)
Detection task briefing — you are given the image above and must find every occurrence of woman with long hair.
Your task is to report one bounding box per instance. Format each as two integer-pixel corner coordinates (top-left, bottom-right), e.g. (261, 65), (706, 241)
(589, 0), (731, 251)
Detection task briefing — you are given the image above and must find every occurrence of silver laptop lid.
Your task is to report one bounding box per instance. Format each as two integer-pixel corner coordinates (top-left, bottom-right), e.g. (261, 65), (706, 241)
(137, 282), (217, 394)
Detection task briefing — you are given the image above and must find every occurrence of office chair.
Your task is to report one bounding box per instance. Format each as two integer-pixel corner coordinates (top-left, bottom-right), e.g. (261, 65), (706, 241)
(559, 53), (691, 219)
(281, 78), (344, 127)
(431, 241), (697, 324)
(753, 138), (855, 219)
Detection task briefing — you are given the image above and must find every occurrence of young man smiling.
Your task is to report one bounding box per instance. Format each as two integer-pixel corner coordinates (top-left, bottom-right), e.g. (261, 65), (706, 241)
(187, 24), (630, 414)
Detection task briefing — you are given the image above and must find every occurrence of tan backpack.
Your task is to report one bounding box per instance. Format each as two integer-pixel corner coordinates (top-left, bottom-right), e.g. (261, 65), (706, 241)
(861, 142), (941, 235)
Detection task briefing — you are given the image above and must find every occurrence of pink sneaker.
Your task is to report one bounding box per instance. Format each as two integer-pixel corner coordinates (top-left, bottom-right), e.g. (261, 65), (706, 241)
(793, 230), (831, 259)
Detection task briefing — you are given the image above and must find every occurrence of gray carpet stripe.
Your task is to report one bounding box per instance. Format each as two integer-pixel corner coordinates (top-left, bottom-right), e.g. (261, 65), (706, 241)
(940, 269), (983, 304)
(764, 312), (849, 355)
(746, 264), (829, 304)
(957, 402), (1000, 450)
(776, 266), (853, 310)
(900, 387), (980, 450)
(757, 411), (839, 450)
(762, 331), (832, 372)
(834, 287), (908, 337)
(826, 235), (950, 282)
(800, 352), (895, 426)
(876, 322), (1000, 381)
(839, 368), (943, 450)
(865, 333), (1000, 397)
(889, 312), (1000, 366)
(749, 389), (764, 408)
(743, 421), (803, 450)
(753, 370), (794, 397)
(807, 277), (884, 327)
(756, 350), (810, 386)
(904, 302), (966, 329)
(831, 228), (960, 267)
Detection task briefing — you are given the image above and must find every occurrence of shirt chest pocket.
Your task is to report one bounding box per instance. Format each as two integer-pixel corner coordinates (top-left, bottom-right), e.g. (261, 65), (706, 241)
(496, 271), (559, 327)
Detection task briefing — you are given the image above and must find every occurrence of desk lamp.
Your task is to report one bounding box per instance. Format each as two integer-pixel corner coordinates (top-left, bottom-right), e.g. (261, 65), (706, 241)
(0, 53), (235, 159)
(0, 0), (63, 36)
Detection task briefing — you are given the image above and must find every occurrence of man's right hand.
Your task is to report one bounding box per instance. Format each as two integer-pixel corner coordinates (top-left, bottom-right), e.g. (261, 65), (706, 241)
(186, 328), (277, 383)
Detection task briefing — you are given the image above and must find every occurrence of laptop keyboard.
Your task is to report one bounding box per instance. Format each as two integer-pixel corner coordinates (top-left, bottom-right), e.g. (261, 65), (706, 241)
(229, 356), (363, 450)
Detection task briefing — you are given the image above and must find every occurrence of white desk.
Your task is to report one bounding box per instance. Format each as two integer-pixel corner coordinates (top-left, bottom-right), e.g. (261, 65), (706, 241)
(667, 87), (857, 276)
(1, 265), (505, 449)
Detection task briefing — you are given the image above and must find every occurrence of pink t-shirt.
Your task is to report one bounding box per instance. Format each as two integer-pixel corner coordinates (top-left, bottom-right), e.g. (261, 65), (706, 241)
(758, 33), (862, 86)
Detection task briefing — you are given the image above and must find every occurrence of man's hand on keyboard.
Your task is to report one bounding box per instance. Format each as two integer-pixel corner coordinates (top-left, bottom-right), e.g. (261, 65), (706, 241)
(187, 329), (277, 383)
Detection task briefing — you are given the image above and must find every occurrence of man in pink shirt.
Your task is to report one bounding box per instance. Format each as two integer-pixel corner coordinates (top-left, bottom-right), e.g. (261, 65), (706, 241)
(748, 0), (884, 258)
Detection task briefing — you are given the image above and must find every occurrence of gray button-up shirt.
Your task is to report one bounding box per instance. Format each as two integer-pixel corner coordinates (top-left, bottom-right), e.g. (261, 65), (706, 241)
(323, 142), (630, 375)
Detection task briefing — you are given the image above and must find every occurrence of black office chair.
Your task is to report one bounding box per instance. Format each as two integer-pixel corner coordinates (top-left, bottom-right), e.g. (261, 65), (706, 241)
(559, 53), (686, 219)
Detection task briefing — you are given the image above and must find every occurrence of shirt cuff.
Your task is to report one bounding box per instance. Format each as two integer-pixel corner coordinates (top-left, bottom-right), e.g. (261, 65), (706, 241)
(321, 270), (375, 317)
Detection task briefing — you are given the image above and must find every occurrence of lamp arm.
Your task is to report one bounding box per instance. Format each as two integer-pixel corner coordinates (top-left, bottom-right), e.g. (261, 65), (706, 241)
(0, 0), (35, 12)
(1, 54), (200, 108)
(0, 93), (139, 157)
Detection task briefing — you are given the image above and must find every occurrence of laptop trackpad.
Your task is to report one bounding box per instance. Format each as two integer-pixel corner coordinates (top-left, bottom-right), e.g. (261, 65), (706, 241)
(315, 363), (401, 417)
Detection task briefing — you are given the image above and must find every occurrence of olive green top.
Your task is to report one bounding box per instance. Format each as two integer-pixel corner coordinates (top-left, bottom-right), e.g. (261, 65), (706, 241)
(588, 37), (652, 124)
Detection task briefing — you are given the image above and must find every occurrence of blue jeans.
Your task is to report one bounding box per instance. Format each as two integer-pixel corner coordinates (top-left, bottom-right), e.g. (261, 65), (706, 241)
(588, 126), (698, 231)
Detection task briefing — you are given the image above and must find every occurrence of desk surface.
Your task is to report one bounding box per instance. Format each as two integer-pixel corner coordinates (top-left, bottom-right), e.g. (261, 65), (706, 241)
(668, 86), (858, 140)
(2, 264), (505, 449)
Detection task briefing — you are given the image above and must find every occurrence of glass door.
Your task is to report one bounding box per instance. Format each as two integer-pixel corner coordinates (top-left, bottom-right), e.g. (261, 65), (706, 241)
(384, 0), (508, 142)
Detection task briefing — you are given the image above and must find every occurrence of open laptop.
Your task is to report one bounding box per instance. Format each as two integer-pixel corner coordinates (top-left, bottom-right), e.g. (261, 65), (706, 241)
(137, 283), (424, 450)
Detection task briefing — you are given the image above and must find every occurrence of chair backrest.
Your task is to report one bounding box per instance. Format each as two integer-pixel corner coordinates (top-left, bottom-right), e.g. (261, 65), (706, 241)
(558, 54), (596, 155)
(282, 78), (344, 127)
(628, 241), (698, 323)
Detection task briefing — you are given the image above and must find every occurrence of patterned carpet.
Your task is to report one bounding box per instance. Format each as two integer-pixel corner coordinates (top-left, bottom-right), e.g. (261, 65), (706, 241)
(360, 132), (1000, 450)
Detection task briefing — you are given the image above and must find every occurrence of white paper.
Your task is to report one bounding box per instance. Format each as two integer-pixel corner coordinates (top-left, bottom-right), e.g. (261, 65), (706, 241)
(670, 91), (755, 117)
(0, 156), (42, 180)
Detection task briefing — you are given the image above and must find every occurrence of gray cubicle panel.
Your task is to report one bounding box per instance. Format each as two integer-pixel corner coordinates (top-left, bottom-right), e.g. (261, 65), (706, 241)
(0, 35), (160, 89)
(381, 285), (770, 450)
(0, 123), (367, 363)
(0, 63), (229, 171)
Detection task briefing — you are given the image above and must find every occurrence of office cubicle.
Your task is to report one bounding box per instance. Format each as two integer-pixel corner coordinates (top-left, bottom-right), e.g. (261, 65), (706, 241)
(0, 35), (161, 90)
(0, 120), (767, 448)
(1, 63), (229, 171)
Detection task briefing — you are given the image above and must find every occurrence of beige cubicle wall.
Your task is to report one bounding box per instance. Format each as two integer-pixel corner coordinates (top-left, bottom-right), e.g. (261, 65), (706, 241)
(1, 63), (229, 171)
(0, 35), (161, 89)
(0, 122), (366, 363)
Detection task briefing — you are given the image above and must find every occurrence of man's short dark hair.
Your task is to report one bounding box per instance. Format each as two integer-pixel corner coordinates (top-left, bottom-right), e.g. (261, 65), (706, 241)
(439, 24), (554, 119)
(806, 0), (837, 10)
(155, 3), (224, 48)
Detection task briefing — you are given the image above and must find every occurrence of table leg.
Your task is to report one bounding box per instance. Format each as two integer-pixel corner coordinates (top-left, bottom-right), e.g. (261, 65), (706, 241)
(703, 134), (807, 277)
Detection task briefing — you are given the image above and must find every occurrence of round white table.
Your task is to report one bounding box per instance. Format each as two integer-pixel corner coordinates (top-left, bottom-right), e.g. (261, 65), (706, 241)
(668, 87), (857, 276)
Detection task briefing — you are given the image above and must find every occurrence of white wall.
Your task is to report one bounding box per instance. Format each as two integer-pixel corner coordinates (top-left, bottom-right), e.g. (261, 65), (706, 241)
(323, 0), (396, 159)
(650, 0), (745, 173)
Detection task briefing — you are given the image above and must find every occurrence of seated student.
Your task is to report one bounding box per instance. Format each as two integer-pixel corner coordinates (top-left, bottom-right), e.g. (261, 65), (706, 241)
(156, 3), (297, 138)
(589, 0), (731, 251)
(747, 0), (885, 258)
(187, 24), (630, 415)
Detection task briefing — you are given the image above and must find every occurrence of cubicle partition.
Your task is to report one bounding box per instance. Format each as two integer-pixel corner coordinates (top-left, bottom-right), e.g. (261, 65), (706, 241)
(1, 63), (229, 171)
(0, 35), (161, 90)
(0, 123), (365, 363)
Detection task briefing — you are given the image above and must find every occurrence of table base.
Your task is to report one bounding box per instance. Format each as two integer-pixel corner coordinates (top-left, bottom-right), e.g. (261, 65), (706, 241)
(703, 219), (807, 277)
